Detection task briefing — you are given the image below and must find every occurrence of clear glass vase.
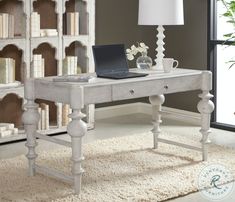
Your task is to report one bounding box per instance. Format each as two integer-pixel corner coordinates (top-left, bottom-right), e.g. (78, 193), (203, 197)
(136, 52), (153, 69)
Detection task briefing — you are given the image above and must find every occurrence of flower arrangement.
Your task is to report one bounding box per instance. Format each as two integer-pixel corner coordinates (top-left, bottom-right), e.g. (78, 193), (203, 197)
(126, 42), (149, 61)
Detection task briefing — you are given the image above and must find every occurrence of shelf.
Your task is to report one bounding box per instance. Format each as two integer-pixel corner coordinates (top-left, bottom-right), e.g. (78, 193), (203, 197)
(0, 126), (67, 144)
(0, 38), (26, 51)
(0, 85), (24, 103)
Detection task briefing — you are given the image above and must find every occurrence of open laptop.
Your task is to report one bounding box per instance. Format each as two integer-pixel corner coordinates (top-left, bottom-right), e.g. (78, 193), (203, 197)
(92, 44), (148, 79)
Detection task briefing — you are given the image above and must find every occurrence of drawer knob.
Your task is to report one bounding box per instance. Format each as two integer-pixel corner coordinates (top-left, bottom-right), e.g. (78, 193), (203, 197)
(164, 85), (169, 90)
(129, 89), (135, 94)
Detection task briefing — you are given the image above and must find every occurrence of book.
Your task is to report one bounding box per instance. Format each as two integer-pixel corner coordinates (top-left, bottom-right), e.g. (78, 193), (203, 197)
(66, 13), (75, 35)
(0, 130), (12, 138)
(62, 104), (69, 126)
(73, 56), (78, 75)
(8, 58), (15, 83)
(2, 13), (8, 38)
(8, 15), (14, 38)
(41, 109), (45, 130)
(0, 58), (8, 83)
(45, 104), (49, 130)
(40, 29), (58, 37)
(0, 15), (3, 38)
(66, 13), (72, 35)
(38, 107), (42, 130)
(40, 104), (49, 130)
(0, 126), (7, 132)
(31, 12), (40, 37)
(41, 58), (45, 77)
(32, 54), (44, 78)
(74, 12), (79, 35)
(70, 13), (75, 35)
(0, 123), (14, 130)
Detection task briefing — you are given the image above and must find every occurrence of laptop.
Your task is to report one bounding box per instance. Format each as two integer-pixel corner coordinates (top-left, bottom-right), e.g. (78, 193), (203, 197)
(92, 44), (148, 79)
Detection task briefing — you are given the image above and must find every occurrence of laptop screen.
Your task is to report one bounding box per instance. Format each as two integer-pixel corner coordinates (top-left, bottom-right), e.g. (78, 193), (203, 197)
(92, 44), (129, 74)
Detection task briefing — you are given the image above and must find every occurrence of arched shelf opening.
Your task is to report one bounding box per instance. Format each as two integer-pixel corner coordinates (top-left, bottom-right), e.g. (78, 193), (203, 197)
(0, 93), (23, 128)
(65, 41), (88, 73)
(32, 43), (57, 77)
(0, 0), (26, 38)
(63, 0), (88, 35)
(0, 45), (24, 83)
(33, 0), (58, 30)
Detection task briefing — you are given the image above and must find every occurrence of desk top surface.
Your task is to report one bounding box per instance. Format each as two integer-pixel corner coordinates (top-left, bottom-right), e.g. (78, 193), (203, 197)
(34, 68), (204, 87)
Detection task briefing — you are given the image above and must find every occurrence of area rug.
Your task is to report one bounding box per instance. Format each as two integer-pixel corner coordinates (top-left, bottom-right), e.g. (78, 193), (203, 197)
(1, 131), (235, 202)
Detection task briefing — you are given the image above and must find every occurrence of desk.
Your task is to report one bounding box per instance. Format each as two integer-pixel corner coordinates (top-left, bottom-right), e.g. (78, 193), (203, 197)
(22, 68), (214, 194)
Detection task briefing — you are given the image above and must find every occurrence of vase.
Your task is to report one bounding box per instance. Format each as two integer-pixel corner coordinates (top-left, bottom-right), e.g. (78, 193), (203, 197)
(136, 52), (153, 69)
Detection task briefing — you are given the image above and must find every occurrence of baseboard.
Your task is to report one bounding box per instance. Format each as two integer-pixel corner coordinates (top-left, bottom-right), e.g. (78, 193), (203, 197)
(95, 102), (201, 125)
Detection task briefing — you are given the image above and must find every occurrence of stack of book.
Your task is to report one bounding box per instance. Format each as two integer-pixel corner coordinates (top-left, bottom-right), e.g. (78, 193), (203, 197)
(0, 13), (14, 38)
(38, 103), (50, 130)
(32, 54), (45, 78)
(0, 123), (18, 138)
(62, 104), (72, 126)
(63, 56), (79, 75)
(31, 12), (40, 37)
(0, 58), (15, 84)
(40, 29), (58, 37)
(66, 12), (79, 35)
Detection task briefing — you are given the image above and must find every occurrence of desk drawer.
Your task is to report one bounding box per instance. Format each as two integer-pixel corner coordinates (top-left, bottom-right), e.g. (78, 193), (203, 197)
(111, 75), (201, 101)
(112, 80), (165, 101)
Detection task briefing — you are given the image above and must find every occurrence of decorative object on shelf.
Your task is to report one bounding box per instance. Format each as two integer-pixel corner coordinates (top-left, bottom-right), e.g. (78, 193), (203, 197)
(126, 42), (152, 69)
(40, 29), (58, 37)
(0, 57), (15, 84)
(162, 58), (179, 73)
(38, 103), (49, 130)
(0, 123), (18, 138)
(63, 56), (78, 75)
(31, 54), (44, 78)
(0, 13), (14, 38)
(66, 12), (79, 36)
(138, 0), (184, 70)
(31, 12), (40, 37)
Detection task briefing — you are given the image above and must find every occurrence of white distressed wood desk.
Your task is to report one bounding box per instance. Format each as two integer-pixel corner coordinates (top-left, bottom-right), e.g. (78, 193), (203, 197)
(22, 68), (214, 194)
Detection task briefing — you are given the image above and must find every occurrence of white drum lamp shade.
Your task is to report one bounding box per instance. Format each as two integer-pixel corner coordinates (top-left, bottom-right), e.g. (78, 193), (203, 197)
(138, 0), (184, 25)
(138, 0), (184, 70)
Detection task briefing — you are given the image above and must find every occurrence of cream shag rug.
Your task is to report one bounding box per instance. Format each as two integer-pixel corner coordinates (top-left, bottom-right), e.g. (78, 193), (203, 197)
(1, 131), (235, 202)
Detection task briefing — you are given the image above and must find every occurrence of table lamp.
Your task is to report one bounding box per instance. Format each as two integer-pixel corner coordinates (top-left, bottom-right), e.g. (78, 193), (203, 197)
(138, 0), (184, 70)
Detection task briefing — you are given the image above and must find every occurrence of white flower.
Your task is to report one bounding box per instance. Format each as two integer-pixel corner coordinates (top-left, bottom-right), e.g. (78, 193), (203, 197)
(140, 43), (149, 50)
(127, 53), (134, 61)
(131, 45), (138, 55)
(126, 42), (150, 61)
(126, 48), (131, 54)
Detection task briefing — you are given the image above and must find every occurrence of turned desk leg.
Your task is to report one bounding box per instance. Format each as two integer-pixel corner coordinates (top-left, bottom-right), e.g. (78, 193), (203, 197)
(22, 100), (40, 176)
(197, 72), (214, 161)
(149, 95), (165, 149)
(67, 109), (87, 194)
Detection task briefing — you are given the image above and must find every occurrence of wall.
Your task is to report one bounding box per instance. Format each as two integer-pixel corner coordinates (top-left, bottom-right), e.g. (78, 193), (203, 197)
(96, 0), (208, 112)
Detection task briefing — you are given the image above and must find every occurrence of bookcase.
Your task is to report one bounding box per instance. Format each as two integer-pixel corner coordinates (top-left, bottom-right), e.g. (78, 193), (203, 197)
(0, 0), (95, 144)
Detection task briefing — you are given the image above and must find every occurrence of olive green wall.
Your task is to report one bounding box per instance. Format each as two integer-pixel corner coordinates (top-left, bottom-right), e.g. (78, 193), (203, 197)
(96, 0), (208, 111)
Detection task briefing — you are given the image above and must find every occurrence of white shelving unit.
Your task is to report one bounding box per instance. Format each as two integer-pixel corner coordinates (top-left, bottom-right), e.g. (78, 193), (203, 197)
(0, 0), (95, 144)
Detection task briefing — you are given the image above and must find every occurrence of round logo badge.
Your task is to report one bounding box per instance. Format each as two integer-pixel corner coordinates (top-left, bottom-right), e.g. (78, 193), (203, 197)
(198, 164), (234, 201)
